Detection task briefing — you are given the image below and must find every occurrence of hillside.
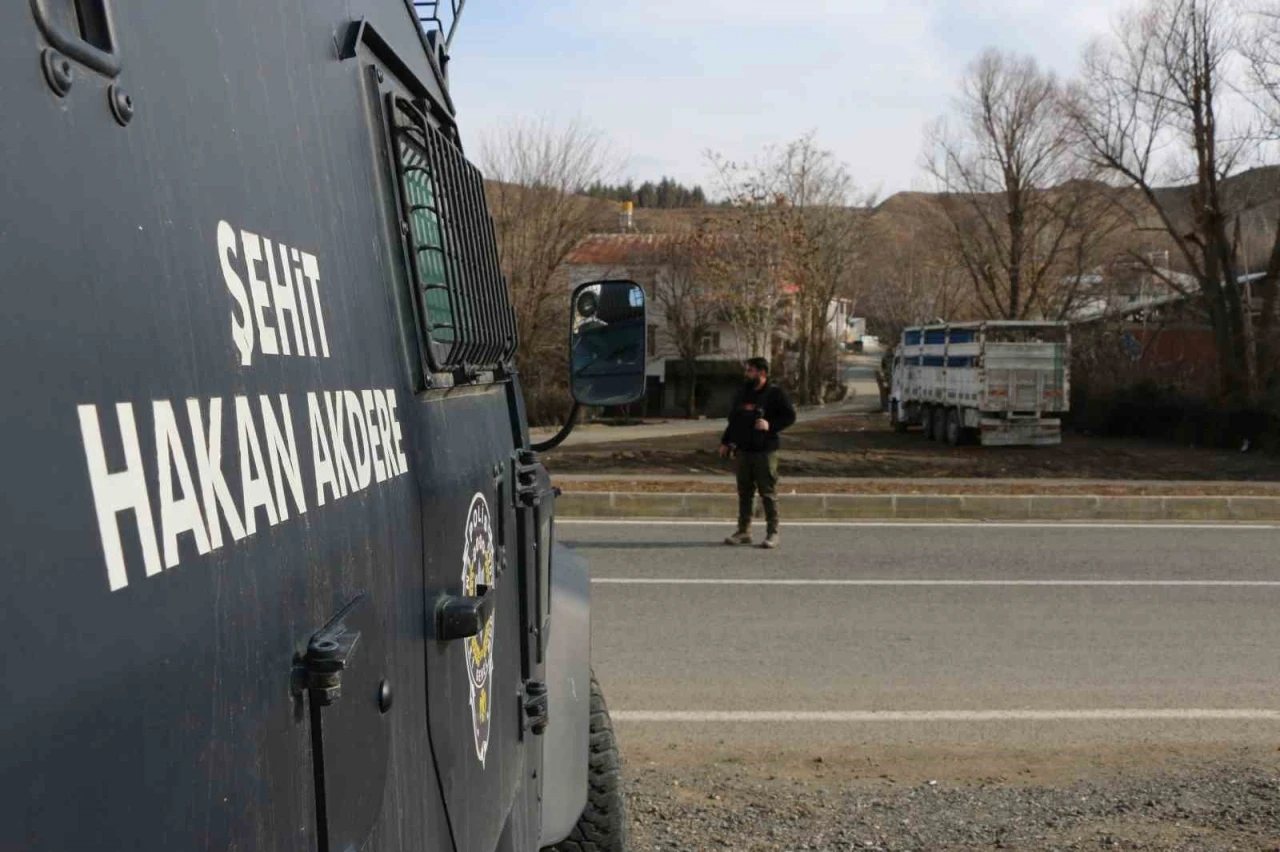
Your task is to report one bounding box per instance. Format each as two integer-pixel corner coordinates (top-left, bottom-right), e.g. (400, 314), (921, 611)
(1151, 167), (1280, 270)
(483, 166), (1280, 247)
(857, 166), (1280, 280)
(483, 167), (1278, 311)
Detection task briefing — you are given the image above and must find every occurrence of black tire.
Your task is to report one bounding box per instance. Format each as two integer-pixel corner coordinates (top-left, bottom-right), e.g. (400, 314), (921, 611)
(932, 407), (948, 443)
(922, 406), (936, 440)
(547, 671), (628, 852)
(945, 409), (962, 446)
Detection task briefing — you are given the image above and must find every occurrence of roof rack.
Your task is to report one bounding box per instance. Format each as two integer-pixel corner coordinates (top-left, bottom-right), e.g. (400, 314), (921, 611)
(412, 1), (466, 53)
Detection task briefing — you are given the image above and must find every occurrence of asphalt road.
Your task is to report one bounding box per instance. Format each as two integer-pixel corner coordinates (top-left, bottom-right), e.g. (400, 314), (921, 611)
(840, 348), (881, 398)
(564, 521), (1280, 753)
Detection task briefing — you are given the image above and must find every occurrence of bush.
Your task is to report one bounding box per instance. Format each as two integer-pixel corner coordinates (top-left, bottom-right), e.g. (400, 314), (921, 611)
(1069, 381), (1280, 450)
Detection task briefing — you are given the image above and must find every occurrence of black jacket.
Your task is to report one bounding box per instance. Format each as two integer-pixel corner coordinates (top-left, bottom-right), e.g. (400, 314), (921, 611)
(721, 382), (797, 453)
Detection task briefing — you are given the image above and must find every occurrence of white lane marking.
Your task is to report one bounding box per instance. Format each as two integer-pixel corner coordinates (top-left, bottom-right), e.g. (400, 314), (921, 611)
(560, 520), (1280, 530)
(613, 709), (1280, 723)
(593, 578), (1280, 587)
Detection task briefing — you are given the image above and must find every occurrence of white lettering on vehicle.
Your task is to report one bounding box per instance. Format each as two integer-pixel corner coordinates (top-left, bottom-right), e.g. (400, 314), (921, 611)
(74, 218), (411, 591)
(187, 397), (248, 548)
(154, 399), (212, 569)
(217, 220), (330, 366)
(78, 403), (163, 591)
(307, 391), (341, 507)
(236, 395), (279, 536)
(77, 388), (410, 590)
(324, 391), (355, 498)
(261, 394), (306, 522)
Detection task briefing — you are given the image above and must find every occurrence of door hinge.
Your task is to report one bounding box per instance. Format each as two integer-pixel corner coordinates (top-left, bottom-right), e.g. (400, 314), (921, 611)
(513, 449), (541, 508)
(293, 595), (365, 707)
(523, 679), (549, 736)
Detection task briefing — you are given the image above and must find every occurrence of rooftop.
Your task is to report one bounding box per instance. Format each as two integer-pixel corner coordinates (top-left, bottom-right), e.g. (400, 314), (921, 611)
(564, 233), (678, 266)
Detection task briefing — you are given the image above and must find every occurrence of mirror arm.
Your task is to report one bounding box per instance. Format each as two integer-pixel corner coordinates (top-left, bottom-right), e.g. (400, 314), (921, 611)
(529, 402), (581, 453)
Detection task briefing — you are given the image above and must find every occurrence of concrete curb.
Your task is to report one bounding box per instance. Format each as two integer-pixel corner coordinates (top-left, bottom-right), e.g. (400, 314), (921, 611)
(555, 491), (1280, 522)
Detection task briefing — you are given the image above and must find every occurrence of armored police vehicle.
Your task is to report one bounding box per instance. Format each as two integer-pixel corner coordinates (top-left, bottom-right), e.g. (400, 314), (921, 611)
(0, 1), (644, 850)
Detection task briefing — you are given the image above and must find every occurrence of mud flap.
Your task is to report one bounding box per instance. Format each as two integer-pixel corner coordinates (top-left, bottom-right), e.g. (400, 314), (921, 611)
(979, 417), (1063, 446)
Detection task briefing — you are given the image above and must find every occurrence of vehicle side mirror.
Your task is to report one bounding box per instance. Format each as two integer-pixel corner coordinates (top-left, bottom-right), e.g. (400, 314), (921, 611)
(569, 280), (646, 407)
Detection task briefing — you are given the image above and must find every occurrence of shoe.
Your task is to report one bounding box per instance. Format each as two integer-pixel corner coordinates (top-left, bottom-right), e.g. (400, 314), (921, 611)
(723, 530), (753, 546)
(760, 533), (780, 549)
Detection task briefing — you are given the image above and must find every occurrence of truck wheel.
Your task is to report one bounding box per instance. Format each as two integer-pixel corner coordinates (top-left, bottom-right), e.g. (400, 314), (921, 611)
(945, 409), (962, 446)
(922, 407), (935, 440)
(548, 672), (628, 852)
(933, 407), (949, 443)
(890, 402), (909, 434)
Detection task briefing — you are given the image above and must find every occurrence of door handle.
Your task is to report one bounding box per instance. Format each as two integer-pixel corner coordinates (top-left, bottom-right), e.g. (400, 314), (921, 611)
(434, 584), (495, 641)
(31, 0), (122, 77)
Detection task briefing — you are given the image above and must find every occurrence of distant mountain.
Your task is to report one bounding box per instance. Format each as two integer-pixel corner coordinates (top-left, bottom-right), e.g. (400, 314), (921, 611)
(485, 166), (1279, 312)
(864, 166), (1280, 274)
(1150, 167), (1280, 270)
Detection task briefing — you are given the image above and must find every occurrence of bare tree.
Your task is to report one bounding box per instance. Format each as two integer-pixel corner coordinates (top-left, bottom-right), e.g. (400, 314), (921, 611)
(1065, 0), (1269, 406)
(481, 119), (616, 422)
(860, 220), (971, 348)
(1244, 2), (1280, 135)
(925, 49), (1099, 321)
(773, 134), (874, 405)
(1241, 2), (1280, 394)
(707, 134), (871, 405)
(649, 232), (723, 417)
(704, 153), (791, 364)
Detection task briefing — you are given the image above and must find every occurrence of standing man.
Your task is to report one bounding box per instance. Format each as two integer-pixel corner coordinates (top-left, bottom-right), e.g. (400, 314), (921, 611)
(719, 357), (796, 549)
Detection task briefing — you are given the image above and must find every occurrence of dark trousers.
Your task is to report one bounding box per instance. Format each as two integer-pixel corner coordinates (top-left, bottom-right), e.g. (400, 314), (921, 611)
(735, 451), (779, 534)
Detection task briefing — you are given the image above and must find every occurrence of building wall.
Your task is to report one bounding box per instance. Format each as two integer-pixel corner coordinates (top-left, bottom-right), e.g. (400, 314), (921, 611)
(1125, 325), (1219, 392)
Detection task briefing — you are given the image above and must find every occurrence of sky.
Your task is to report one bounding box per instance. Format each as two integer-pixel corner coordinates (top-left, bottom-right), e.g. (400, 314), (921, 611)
(447, 1), (1128, 199)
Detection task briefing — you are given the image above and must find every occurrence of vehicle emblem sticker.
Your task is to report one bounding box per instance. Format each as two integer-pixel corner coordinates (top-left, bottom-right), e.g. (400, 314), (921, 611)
(461, 492), (496, 765)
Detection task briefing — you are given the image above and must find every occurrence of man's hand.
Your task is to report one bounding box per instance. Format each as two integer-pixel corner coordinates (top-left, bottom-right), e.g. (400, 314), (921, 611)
(754, 418), (770, 431)
(719, 443), (731, 459)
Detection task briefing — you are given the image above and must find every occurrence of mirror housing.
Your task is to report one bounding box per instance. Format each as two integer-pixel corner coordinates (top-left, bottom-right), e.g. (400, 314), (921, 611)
(569, 280), (647, 407)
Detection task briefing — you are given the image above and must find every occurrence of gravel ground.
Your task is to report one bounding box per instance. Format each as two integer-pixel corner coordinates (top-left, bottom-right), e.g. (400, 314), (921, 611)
(623, 748), (1280, 851)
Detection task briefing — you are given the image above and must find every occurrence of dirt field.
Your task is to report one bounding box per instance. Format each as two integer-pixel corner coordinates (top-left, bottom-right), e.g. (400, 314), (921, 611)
(546, 413), (1280, 482)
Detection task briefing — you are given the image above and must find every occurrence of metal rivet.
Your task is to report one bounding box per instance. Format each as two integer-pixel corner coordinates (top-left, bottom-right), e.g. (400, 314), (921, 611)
(41, 50), (73, 97)
(378, 679), (394, 713)
(109, 84), (134, 127)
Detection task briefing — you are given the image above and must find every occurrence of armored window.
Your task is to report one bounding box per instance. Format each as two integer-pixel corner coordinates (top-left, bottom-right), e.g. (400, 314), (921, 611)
(386, 96), (517, 377)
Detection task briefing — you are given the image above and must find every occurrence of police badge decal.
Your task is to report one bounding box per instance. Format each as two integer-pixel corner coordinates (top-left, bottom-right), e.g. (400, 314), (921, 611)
(461, 492), (496, 765)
